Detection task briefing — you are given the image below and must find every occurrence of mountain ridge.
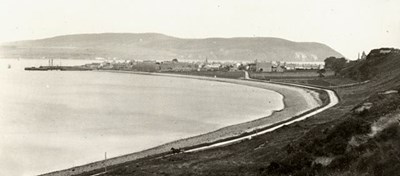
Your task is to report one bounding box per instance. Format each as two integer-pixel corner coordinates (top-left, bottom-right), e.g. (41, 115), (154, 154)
(0, 33), (343, 62)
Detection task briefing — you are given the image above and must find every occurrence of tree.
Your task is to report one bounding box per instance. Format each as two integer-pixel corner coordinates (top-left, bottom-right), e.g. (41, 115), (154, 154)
(170, 147), (182, 154)
(361, 51), (367, 60)
(317, 69), (326, 77)
(324, 57), (347, 76)
(172, 58), (178, 62)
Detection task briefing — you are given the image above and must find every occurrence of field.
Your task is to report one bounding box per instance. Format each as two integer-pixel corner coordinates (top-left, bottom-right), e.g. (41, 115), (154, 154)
(162, 70), (337, 82)
(161, 70), (246, 79)
(249, 70), (335, 80)
(273, 77), (361, 87)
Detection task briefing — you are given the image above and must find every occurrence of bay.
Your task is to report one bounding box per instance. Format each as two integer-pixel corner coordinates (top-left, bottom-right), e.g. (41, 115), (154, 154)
(0, 59), (283, 176)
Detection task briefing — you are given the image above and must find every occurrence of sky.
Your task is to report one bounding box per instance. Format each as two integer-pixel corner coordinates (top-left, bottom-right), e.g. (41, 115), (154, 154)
(0, 0), (399, 59)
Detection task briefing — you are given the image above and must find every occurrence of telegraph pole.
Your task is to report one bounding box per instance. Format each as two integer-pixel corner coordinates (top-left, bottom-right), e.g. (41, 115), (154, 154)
(104, 152), (107, 173)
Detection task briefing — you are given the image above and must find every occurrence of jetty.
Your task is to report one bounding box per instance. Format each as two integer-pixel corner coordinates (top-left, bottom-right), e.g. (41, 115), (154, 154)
(24, 58), (92, 71)
(24, 66), (92, 71)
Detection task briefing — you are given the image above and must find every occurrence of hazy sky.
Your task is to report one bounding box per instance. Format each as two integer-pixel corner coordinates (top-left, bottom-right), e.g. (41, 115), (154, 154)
(0, 0), (399, 59)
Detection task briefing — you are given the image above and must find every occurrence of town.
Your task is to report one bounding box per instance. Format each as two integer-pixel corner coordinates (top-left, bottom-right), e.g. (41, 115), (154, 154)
(83, 58), (325, 73)
(77, 48), (400, 80)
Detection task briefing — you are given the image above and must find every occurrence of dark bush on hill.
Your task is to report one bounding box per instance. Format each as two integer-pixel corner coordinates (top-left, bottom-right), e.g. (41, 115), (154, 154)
(324, 57), (347, 76)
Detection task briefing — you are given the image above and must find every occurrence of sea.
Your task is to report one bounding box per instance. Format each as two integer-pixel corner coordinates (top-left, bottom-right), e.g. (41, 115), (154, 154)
(0, 58), (284, 176)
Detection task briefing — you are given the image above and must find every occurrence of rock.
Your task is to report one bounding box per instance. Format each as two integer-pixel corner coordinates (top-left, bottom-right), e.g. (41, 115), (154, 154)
(348, 135), (369, 147)
(313, 157), (334, 166)
(380, 90), (399, 95)
(353, 102), (373, 115)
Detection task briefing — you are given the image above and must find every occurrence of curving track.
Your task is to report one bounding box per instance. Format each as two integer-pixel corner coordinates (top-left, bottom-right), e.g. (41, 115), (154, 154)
(185, 77), (339, 153)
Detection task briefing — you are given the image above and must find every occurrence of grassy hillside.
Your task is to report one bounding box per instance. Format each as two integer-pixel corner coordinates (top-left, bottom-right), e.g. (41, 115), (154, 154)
(72, 49), (400, 176)
(341, 48), (400, 81)
(0, 33), (342, 62)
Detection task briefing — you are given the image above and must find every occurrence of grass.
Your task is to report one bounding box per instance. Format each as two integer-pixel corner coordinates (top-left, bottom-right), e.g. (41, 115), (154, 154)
(161, 70), (245, 79)
(270, 77), (360, 88)
(249, 70), (335, 79)
(262, 88), (400, 175)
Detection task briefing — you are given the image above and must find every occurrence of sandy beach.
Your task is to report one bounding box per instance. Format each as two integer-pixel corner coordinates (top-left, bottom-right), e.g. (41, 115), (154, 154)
(41, 71), (322, 176)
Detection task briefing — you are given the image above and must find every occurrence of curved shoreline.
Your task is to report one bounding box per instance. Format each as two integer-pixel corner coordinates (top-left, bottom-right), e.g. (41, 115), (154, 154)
(40, 71), (325, 176)
(185, 80), (339, 153)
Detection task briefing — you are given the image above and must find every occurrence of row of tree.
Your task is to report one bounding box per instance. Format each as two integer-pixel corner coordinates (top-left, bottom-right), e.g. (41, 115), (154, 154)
(323, 52), (381, 81)
(324, 56), (347, 76)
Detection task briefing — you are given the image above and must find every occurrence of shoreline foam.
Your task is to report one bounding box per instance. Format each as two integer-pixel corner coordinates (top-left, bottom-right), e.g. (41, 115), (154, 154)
(40, 71), (322, 176)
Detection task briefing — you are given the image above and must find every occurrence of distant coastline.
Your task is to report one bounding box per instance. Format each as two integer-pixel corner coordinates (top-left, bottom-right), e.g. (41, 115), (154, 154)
(41, 70), (322, 176)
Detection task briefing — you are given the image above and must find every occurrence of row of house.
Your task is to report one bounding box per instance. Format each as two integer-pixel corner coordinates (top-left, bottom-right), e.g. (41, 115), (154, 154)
(85, 59), (324, 73)
(250, 61), (324, 73)
(85, 59), (243, 72)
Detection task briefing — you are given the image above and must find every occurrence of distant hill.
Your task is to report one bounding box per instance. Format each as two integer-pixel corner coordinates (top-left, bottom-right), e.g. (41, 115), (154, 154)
(0, 33), (343, 62)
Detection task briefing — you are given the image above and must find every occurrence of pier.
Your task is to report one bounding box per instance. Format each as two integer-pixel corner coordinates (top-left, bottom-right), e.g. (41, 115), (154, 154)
(24, 66), (92, 71)
(24, 58), (93, 71)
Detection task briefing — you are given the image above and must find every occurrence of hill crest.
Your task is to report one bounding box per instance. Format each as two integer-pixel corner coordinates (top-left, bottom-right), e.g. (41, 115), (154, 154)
(0, 33), (343, 62)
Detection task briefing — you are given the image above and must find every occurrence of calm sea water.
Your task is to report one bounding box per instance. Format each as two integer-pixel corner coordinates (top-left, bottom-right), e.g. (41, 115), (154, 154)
(0, 59), (283, 176)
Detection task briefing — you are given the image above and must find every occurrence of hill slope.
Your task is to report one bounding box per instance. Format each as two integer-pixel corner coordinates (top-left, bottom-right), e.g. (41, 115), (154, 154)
(262, 49), (400, 176)
(0, 33), (342, 61)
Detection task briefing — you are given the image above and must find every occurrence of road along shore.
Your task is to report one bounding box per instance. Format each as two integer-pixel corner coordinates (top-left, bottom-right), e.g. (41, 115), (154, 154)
(40, 71), (337, 176)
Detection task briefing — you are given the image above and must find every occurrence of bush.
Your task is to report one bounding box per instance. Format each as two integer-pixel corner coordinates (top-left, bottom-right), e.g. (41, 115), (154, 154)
(375, 123), (400, 142)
